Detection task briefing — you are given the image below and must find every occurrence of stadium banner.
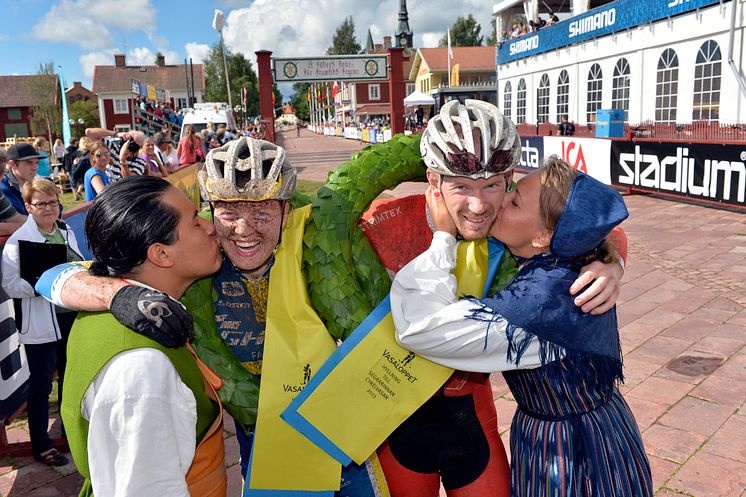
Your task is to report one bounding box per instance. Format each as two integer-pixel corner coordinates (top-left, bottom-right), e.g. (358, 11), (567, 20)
(543, 136), (612, 184)
(498, 0), (723, 64)
(518, 135), (545, 170)
(610, 141), (746, 209)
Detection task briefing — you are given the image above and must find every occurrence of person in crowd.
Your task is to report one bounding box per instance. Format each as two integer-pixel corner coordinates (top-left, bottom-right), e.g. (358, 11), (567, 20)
(559, 115), (576, 136)
(2, 178), (83, 467)
(177, 125), (204, 166)
(71, 138), (94, 201)
(548, 11), (560, 24)
(1, 143), (42, 215)
(33, 137), (51, 178)
(52, 139), (65, 165)
(0, 150), (26, 235)
(59, 176), (227, 497)
(84, 128), (147, 180)
(83, 142), (111, 202)
(391, 156), (652, 497)
(199, 128), (212, 158)
(155, 132), (179, 172)
(139, 137), (170, 177)
(62, 138), (81, 193)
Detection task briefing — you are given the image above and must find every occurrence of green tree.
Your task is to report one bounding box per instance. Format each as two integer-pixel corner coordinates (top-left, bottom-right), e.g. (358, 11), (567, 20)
(486, 14), (498, 45)
(438, 14), (483, 47)
(28, 62), (61, 142)
(68, 99), (100, 131)
(203, 43), (282, 123)
(327, 17), (362, 55)
(290, 82), (310, 121)
(155, 51), (164, 64)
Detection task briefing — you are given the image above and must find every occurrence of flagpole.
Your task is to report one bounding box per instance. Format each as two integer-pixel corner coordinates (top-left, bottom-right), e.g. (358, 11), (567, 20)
(447, 28), (452, 87)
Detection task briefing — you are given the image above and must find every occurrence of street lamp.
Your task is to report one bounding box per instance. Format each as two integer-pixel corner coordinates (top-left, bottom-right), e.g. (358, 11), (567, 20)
(233, 104), (244, 129)
(212, 10), (233, 109)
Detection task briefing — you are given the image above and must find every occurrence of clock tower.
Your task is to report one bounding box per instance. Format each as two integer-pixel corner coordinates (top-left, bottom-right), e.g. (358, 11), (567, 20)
(394, 0), (413, 49)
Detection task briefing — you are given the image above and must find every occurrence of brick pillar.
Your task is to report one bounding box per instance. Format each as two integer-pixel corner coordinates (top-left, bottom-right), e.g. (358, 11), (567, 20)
(255, 50), (275, 143)
(388, 47), (405, 136)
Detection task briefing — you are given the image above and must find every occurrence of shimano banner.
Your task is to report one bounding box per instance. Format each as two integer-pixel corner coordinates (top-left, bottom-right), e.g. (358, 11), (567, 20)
(611, 142), (746, 208)
(498, 0), (724, 64)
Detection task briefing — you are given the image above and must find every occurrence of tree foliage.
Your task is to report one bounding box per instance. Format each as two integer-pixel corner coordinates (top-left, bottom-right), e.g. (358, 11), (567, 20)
(438, 14), (484, 47)
(327, 17), (362, 55)
(69, 99), (100, 130)
(485, 14), (498, 45)
(28, 62), (61, 139)
(290, 82), (310, 121)
(203, 43), (282, 120)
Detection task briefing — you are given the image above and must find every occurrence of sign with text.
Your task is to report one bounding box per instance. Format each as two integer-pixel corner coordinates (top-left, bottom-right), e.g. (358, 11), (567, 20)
(273, 56), (388, 83)
(498, 0), (722, 64)
(544, 136), (612, 185)
(611, 141), (746, 208)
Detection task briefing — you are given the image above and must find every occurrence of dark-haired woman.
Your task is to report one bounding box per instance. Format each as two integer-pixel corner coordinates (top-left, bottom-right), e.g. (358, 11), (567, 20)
(391, 159), (652, 497)
(59, 176), (226, 496)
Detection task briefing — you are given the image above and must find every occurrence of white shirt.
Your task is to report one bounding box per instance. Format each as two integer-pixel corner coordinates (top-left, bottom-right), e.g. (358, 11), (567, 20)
(83, 347), (197, 497)
(390, 231), (555, 373)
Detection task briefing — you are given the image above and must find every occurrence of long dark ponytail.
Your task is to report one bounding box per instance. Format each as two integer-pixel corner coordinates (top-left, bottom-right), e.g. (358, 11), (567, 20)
(86, 176), (180, 276)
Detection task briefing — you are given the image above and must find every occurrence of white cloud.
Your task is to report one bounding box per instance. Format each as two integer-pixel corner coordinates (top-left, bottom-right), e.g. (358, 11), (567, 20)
(185, 42), (212, 64)
(33, 0), (156, 49)
(420, 32), (443, 48)
(221, 0), (494, 61)
(79, 49), (116, 79)
(127, 47), (180, 66)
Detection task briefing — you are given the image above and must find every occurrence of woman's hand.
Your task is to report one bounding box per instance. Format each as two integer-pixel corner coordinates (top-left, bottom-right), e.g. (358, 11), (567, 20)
(426, 185), (457, 237)
(570, 259), (623, 314)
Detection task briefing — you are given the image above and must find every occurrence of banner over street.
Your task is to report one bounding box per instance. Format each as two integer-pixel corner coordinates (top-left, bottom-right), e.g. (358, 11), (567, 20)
(273, 55), (388, 82)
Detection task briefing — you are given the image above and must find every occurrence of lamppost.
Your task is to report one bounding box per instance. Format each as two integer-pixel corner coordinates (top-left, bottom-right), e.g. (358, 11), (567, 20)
(233, 104), (244, 130)
(69, 118), (85, 137)
(212, 10), (233, 109)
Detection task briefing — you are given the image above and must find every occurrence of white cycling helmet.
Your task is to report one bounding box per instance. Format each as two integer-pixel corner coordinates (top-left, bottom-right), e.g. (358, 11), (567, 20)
(420, 99), (521, 179)
(199, 137), (296, 202)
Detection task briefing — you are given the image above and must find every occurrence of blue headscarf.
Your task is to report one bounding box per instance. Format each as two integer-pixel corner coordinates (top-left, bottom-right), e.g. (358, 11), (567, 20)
(469, 173), (629, 389)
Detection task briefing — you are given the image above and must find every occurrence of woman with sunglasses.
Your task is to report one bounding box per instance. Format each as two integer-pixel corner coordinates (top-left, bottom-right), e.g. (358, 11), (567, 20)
(2, 178), (83, 467)
(83, 142), (111, 202)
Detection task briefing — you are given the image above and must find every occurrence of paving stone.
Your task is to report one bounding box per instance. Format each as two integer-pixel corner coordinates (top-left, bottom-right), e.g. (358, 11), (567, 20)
(625, 336), (693, 365)
(655, 351), (725, 385)
(627, 376), (693, 406)
(701, 414), (746, 463)
(647, 455), (680, 493)
(226, 462), (243, 497)
(658, 396), (735, 437)
(493, 398), (517, 433)
(0, 463), (60, 496)
(668, 451), (746, 497)
(624, 396), (670, 432)
(690, 335), (744, 358)
(621, 356), (660, 388)
(690, 375), (746, 407)
(660, 318), (716, 341)
(642, 423), (706, 464)
(489, 373), (510, 399)
(224, 433), (240, 468)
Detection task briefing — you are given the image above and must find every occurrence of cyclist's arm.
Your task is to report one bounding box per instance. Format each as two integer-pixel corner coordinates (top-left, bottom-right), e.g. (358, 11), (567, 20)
(36, 262), (125, 310)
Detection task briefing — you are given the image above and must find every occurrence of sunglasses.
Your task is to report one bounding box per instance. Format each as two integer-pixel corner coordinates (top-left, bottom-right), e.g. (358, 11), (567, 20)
(445, 149), (514, 175)
(94, 152), (110, 158)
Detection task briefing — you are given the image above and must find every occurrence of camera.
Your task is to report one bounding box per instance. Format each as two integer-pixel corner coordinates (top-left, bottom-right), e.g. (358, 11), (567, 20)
(125, 140), (141, 154)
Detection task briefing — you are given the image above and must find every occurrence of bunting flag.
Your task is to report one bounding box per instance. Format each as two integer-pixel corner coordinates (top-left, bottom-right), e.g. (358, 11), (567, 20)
(332, 81), (339, 98)
(243, 87), (248, 108)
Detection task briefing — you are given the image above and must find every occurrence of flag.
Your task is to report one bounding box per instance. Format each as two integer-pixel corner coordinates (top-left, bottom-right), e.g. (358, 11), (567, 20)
(332, 81), (339, 98)
(57, 65), (71, 147)
(447, 28), (454, 60)
(243, 87), (247, 108)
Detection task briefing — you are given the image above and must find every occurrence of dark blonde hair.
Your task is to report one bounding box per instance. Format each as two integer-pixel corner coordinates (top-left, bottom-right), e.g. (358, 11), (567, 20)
(539, 156), (613, 263)
(22, 178), (59, 204)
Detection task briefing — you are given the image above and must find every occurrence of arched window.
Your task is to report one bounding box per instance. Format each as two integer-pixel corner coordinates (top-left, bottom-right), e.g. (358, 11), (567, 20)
(693, 40), (721, 121)
(536, 74), (550, 123)
(586, 63), (603, 123)
(556, 70), (570, 122)
(517, 78), (527, 124)
(655, 48), (679, 124)
(503, 81), (512, 120)
(612, 58), (630, 121)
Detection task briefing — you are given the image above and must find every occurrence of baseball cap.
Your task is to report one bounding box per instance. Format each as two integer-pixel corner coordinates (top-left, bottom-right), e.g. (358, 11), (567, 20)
(7, 143), (43, 162)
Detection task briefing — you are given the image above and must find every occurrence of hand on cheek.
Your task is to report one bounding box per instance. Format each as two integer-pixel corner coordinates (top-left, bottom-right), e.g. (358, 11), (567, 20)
(426, 185), (457, 237)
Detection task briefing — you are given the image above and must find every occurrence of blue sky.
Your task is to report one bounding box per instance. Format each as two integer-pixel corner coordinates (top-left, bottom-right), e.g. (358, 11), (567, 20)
(0, 0), (495, 94)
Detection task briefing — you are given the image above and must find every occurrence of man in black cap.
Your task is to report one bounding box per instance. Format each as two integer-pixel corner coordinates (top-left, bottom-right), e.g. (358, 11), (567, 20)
(1, 143), (43, 216)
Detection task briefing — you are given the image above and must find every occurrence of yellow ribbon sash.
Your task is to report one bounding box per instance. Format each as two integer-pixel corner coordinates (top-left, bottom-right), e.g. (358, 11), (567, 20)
(247, 205), (341, 492)
(282, 239), (497, 465)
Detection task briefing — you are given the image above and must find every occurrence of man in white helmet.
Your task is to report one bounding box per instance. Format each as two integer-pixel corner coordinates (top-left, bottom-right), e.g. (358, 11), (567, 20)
(355, 99), (626, 497)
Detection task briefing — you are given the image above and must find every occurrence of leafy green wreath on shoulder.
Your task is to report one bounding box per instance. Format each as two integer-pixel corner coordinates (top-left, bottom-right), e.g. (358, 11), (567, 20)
(181, 133), (426, 428)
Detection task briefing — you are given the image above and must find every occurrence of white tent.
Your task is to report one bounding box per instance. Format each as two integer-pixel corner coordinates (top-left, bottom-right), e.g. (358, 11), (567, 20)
(404, 90), (435, 107)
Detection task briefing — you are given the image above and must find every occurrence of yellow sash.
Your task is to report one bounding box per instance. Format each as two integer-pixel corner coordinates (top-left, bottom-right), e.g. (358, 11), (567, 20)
(248, 205), (341, 491)
(285, 239), (493, 465)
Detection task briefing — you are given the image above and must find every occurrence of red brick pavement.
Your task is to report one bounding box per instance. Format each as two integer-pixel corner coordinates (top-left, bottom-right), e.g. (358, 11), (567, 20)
(6, 130), (744, 496)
